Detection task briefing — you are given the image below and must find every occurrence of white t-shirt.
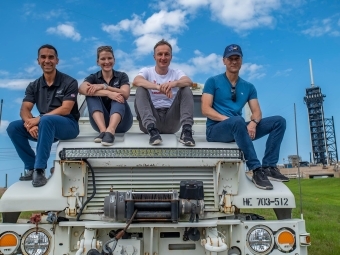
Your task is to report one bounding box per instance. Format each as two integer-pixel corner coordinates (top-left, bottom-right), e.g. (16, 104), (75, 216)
(137, 67), (186, 108)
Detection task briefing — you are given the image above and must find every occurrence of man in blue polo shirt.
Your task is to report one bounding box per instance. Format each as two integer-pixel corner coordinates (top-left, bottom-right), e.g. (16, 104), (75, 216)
(201, 44), (288, 190)
(7, 44), (80, 187)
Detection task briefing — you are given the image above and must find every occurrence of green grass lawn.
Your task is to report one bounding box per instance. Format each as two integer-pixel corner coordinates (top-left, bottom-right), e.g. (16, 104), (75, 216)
(246, 178), (340, 255)
(1, 178), (340, 254)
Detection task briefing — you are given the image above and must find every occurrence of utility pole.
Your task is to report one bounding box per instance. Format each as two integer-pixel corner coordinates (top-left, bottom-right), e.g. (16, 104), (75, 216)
(0, 99), (3, 126)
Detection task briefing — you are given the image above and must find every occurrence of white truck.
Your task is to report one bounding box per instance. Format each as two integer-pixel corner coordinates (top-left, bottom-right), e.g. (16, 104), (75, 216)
(0, 87), (310, 255)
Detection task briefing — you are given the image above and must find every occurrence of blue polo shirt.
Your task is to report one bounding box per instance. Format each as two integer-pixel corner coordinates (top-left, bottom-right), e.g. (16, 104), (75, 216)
(203, 73), (257, 127)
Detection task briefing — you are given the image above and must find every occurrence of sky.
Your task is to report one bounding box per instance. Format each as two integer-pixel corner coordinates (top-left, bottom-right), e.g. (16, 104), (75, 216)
(1, 0), (340, 186)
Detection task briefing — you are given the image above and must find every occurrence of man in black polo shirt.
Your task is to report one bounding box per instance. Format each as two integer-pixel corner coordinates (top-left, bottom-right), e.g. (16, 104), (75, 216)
(7, 44), (80, 187)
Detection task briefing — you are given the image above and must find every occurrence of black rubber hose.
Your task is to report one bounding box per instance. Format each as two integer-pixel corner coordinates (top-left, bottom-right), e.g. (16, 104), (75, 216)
(77, 158), (96, 221)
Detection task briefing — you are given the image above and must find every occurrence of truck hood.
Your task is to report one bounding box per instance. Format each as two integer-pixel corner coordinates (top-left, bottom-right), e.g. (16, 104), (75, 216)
(0, 167), (67, 212)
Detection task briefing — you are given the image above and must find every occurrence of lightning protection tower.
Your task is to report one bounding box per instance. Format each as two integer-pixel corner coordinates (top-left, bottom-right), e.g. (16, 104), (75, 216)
(303, 59), (338, 165)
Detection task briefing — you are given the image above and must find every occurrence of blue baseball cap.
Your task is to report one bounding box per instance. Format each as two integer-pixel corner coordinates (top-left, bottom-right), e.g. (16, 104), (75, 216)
(223, 44), (243, 58)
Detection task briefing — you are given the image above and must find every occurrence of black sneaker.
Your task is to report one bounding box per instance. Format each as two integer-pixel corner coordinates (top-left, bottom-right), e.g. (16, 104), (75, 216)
(147, 124), (162, 145)
(263, 166), (289, 182)
(252, 168), (273, 190)
(94, 132), (105, 143)
(32, 169), (47, 187)
(101, 132), (115, 146)
(179, 125), (195, 146)
(19, 169), (34, 181)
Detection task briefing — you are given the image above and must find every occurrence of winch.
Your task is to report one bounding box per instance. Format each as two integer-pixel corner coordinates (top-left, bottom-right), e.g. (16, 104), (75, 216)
(104, 180), (204, 222)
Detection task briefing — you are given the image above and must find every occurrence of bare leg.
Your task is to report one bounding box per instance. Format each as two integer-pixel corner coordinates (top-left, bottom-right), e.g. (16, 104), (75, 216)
(92, 111), (106, 133)
(106, 113), (121, 134)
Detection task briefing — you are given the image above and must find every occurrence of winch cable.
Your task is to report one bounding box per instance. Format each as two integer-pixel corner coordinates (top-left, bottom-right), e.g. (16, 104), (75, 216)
(77, 158), (96, 221)
(102, 209), (138, 254)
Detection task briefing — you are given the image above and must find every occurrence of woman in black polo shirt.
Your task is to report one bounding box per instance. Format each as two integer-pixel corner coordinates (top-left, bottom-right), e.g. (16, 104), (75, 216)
(79, 46), (133, 145)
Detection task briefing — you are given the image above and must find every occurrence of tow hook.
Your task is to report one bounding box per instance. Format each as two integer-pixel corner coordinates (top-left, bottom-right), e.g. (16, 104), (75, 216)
(30, 214), (41, 234)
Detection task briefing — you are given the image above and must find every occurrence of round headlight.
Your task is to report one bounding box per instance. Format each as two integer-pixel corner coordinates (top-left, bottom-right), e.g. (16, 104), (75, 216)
(21, 229), (51, 255)
(246, 225), (274, 254)
(275, 228), (295, 252)
(0, 232), (20, 255)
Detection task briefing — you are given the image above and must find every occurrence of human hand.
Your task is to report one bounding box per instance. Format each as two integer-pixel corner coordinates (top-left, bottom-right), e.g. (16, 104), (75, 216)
(159, 82), (174, 98)
(247, 122), (257, 140)
(28, 126), (39, 139)
(108, 92), (124, 103)
(86, 83), (102, 95)
(24, 117), (40, 131)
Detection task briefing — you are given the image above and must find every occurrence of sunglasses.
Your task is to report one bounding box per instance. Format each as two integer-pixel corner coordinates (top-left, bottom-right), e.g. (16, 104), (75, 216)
(231, 87), (236, 102)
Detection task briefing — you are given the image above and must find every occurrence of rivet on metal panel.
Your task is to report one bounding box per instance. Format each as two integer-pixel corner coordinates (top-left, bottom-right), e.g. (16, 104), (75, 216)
(245, 226), (248, 229)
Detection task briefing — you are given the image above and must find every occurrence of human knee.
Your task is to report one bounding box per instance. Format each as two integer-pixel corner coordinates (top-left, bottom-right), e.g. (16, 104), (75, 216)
(6, 120), (22, 137)
(39, 115), (56, 127)
(136, 87), (148, 96)
(231, 116), (246, 127)
(179, 86), (193, 97)
(111, 101), (125, 116)
(274, 116), (286, 129)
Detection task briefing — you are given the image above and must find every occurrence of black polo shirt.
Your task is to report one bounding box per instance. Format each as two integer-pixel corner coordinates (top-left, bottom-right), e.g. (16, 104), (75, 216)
(84, 69), (130, 108)
(23, 70), (80, 121)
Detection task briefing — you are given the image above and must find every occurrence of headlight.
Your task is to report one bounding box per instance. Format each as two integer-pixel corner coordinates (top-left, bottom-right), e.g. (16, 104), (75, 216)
(275, 228), (295, 252)
(0, 232), (20, 255)
(21, 228), (51, 255)
(246, 225), (274, 254)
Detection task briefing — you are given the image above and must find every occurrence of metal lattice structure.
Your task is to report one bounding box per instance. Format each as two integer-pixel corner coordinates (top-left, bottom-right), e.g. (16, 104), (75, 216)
(304, 87), (338, 165)
(324, 117), (338, 164)
(304, 87), (327, 164)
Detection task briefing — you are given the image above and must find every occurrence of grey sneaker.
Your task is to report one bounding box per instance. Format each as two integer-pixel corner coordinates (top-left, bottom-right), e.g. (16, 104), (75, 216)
(263, 167), (289, 182)
(252, 168), (273, 190)
(94, 132), (106, 143)
(101, 132), (115, 146)
(147, 124), (162, 145)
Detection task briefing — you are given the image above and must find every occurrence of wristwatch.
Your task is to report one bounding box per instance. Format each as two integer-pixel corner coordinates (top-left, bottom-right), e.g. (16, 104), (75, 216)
(251, 119), (260, 125)
(103, 83), (108, 90)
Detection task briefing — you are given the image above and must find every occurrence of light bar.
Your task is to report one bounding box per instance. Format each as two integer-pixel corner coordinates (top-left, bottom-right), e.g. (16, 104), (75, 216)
(59, 148), (243, 160)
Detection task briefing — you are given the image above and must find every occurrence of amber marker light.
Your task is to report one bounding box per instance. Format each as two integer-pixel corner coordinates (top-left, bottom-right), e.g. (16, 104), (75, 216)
(0, 232), (20, 255)
(300, 233), (311, 246)
(275, 229), (295, 252)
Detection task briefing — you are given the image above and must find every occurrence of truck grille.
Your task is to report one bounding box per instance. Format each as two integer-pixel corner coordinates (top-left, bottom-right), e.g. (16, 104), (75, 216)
(85, 167), (216, 212)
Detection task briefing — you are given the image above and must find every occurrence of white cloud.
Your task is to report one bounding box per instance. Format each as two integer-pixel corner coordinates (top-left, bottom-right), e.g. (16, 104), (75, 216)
(175, 0), (209, 9)
(114, 50), (143, 82)
(0, 70), (9, 76)
(274, 68), (292, 77)
(241, 63), (266, 80)
(102, 10), (187, 55)
(14, 98), (23, 104)
(87, 66), (98, 72)
(209, 0), (280, 32)
(302, 16), (340, 37)
(46, 23), (81, 41)
(190, 53), (224, 74)
(0, 79), (31, 90)
(24, 66), (38, 74)
(0, 120), (9, 134)
(41, 9), (64, 20)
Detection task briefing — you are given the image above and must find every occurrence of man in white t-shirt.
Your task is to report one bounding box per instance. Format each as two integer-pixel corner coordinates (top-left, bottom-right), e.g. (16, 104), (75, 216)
(133, 39), (195, 146)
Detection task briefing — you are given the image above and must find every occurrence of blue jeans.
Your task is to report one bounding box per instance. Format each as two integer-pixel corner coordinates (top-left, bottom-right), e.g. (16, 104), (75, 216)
(7, 115), (79, 170)
(86, 96), (133, 133)
(206, 116), (286, 170)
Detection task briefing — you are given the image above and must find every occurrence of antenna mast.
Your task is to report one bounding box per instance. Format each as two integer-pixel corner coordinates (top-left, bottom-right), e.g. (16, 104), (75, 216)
(309, 59), (314, 87)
